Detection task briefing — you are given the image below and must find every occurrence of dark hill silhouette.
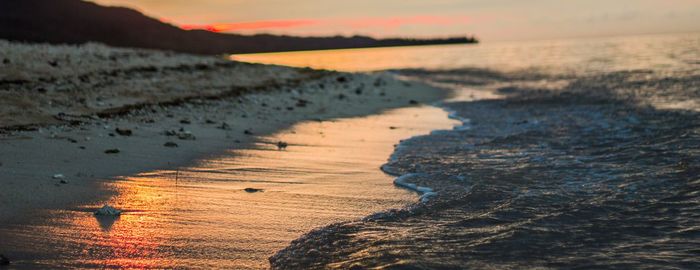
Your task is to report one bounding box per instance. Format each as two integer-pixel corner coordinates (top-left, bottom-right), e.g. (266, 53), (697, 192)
(0, 0), (477, 54)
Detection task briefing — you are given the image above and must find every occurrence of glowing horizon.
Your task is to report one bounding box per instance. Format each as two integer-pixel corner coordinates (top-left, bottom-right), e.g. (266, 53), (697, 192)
(91, 0), (700, 41)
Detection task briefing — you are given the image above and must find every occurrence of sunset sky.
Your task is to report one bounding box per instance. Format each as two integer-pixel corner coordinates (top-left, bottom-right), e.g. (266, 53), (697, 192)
(90, 0), (700, 41)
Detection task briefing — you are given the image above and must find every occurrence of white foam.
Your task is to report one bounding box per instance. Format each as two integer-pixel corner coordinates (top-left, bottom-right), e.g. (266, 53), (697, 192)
(445, 109), (472, 131)
(394, 173), (437, 203)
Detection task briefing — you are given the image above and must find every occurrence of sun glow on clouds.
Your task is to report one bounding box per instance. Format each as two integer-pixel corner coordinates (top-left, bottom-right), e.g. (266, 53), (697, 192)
(177, 15), (471, 34)
(180, 20), (317, 32)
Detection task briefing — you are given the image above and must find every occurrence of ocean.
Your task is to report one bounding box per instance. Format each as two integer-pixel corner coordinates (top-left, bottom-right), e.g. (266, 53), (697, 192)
(239, 32), (700, 269)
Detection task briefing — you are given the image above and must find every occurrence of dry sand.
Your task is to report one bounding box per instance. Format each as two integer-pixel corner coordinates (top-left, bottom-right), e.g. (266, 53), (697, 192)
(0, 41), (448, 224)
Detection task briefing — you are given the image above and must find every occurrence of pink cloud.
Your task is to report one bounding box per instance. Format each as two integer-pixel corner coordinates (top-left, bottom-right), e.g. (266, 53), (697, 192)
(179, 19), (317, 32)
(176, 15), (472, 33)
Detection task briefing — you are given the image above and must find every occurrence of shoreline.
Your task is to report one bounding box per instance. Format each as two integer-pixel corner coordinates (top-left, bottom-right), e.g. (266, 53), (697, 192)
(0, 41), (450, 226)
(269, 66), (700, 269)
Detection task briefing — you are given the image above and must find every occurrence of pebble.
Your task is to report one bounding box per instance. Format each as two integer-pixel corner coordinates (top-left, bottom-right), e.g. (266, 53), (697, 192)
(104, 149), (120, 154)
(177, 132), (195, 140)
(115, 128), (132, 136)
(218, 122), (231, 130)
(164, 142), (178, 147)
(277, 141), (288, 150)
(94, 205), (121, 216)
(244, 188), (264, 193)
(52, 174), (65, 179)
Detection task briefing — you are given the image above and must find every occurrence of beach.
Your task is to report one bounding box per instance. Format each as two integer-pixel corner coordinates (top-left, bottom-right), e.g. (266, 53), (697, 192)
(1, 32), (699, 269)
(0, 41), (454, 268)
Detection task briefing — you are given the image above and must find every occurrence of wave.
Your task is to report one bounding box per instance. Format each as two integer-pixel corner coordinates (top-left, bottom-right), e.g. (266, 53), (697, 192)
(270, 67), (700, 269)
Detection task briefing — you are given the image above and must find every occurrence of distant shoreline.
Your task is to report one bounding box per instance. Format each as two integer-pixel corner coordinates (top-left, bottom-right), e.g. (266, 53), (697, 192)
(0, 0), (477, 55)
(231, 40), (477, 56)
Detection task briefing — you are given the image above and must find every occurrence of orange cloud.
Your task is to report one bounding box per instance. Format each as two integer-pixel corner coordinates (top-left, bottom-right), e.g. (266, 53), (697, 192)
(180, 19), (317, 32)
(176, 15), (471, 33)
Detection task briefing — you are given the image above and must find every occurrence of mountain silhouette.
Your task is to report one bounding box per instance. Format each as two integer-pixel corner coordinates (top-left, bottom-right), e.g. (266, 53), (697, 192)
(0, 0), (477, 54)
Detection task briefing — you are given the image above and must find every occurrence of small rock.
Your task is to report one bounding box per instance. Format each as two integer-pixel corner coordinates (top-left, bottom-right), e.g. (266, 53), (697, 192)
(52, 174), (65, 179)
(217, 122), (231, 130)
(295, 99), (310, 107)
(389, 126), (398, 130)
(244, 188), (263, 193)
(48, 60), (59, 67)
(286, 107), (294, 111)
(336, 76), (347, 83)
(164, 142), (178, 147)
(277, 141), (288, 150)
(409, 99), (419, 105)
(244, 129), (253, 135)
(0, 254), (9, 265)
(164, 130), (178, 136)
(180, 119), (191, 124)
(177, 132), (195, 140)
(337, 94), (346, 100)
(205, 119), (216, 124)
(104, 149), (120, 154)
(2, 58), (9, 64)
(115, 128), (132, 136)
(94, 205), (121, 216)
(355, 88), (363, 95)
(59, 179), (69, 184)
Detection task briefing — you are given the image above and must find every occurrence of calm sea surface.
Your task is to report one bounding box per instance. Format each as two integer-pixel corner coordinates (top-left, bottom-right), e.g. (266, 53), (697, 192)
(237, 33), (700, 269)
(233, 32), (700, 74)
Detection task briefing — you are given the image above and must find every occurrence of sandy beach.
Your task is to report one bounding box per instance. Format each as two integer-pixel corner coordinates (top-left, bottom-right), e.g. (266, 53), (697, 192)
(0, 41), (448, 227)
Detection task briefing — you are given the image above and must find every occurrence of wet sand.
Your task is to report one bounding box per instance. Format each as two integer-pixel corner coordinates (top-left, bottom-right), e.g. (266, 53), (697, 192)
(0, 41), (452, 267)
(1, 105), (456, 269)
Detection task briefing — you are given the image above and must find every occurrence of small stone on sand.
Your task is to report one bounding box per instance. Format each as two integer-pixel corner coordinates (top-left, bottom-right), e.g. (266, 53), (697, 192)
(115, 128), (132, 136)
(164, 142), (178, 147)
(277, 141), (288, 150)
(244, 188), (264, 193)
(177, 131), (195, 140)
(104, 149), (120, 154)
(218, 122), (231, 130)
(94, 205), (121, 216)
(52, 174), (65, 179)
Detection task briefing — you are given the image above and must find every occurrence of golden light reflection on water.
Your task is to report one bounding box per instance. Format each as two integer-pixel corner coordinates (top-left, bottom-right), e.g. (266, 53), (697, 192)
(232, 33), (699, 74)
(2, 105), (457, 269)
